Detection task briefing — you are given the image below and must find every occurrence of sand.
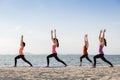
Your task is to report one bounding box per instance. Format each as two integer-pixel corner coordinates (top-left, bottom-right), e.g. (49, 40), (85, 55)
(0, 65), (120, 80)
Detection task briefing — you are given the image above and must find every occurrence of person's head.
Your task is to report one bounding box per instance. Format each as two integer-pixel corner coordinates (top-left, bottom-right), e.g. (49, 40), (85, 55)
(22, 42), (26, 47)
(100, 37), (107, 46)
(100, 37), (104, 42)
(53, 38), (59, 47)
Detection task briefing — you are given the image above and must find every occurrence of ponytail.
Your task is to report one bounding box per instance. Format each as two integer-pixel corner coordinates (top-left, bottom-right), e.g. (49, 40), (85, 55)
(104, 38), (107, 47)
(56, 38), (59, 47)
(23, 42), (25, 47)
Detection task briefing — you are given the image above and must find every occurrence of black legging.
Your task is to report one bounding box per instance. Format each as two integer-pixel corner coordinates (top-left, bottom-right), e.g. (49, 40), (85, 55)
(47, 53), (67, 66)
(14, 55), (32, 67)
(80, 54), (92, 63)
(93, 54), (113, 67)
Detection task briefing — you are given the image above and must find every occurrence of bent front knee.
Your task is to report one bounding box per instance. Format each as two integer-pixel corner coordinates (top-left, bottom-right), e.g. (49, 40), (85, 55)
(47, 56), (49, 59)
(15, 57), (17, 60)
(80, 57), (82, 62)
(93, 56), (96, 59)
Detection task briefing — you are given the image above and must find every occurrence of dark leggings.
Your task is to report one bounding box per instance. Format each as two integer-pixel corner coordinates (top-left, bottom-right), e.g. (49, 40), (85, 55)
(47, 53), (67, 66)
(14, 55), (32, 67)
(93, 54), (113, 67)
(80, 54), (92, 63)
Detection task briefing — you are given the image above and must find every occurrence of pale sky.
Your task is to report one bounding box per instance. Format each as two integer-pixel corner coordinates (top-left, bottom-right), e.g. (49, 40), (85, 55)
(0, 0), (120, 55)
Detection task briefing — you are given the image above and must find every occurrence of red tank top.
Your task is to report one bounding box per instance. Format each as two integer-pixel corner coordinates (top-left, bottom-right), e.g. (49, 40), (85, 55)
(83, 46), (88, 55)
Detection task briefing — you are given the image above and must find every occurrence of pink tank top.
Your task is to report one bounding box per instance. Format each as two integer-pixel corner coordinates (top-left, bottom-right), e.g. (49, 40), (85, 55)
(52, 45), (57, 54)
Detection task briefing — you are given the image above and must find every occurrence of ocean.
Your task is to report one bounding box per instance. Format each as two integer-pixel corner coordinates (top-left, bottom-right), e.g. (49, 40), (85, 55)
(0, 55), (120, 67)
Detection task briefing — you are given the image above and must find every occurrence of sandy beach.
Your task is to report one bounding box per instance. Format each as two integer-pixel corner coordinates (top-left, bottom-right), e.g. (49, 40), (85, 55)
(0, 65), (120, 80)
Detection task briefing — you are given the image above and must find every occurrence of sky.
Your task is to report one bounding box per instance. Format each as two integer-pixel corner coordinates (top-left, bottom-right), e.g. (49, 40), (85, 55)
(0, 0), (120, 55)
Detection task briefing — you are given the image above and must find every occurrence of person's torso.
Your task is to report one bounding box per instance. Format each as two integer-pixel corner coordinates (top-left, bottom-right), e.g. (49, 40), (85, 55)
(52, 44), (57, 54)
(19, 47), (24, 55)
(83, 46), (88, 55)
(99, 45), (104, 54)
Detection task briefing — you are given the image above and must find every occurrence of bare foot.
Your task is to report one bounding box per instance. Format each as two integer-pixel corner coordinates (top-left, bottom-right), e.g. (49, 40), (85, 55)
(46, 66), (49, 67)
(92, 66), (96, 68)
(110, 65), (113, 68)
(64, 65), (68, 67)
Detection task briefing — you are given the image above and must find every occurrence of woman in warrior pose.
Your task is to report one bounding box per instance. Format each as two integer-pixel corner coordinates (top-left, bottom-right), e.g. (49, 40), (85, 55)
(93, 29), (113, 68)
(46, 29), (67, 67)
(80, 34), (93, 66)
(14, 35), (33, 67)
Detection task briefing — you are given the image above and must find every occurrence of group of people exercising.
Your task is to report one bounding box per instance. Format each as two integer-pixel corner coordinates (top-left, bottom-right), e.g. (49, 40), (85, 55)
(14, 29), (113, 68)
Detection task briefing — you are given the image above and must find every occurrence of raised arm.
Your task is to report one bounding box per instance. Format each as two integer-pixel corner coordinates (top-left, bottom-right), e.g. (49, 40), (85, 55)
(84, 34), (89, 48)
(102, 29), (106, 38)
(54, 29), (56, 38)
(20, 35), (23, 46)
(99, 30), (102, 40)
(84, 34), (88, 42)
(51, 30), (54, 40)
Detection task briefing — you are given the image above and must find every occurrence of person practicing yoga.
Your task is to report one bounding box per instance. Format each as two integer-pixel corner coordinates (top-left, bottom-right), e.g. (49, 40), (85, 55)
(80, 34), (93, 66)
(14, 35), (33, 67)
(46, 29), (67, 67)
(93, 29), (113, 68)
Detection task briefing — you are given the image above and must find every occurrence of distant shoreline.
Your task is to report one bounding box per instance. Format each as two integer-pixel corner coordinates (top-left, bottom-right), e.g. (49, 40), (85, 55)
(0, 54), (120, 55)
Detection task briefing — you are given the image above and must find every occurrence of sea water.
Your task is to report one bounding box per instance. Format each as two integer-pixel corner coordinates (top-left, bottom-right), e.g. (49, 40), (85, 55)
(0, 54), (120, 67)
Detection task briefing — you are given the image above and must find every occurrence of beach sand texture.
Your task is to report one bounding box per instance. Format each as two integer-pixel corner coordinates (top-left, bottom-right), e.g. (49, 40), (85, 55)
(0, 65), (120, 80)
